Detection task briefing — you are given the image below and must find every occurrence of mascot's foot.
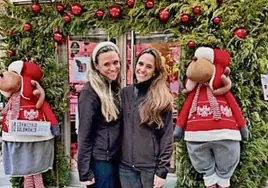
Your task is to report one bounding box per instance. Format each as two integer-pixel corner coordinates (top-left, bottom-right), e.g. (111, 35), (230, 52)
(206, 185), (217, 188)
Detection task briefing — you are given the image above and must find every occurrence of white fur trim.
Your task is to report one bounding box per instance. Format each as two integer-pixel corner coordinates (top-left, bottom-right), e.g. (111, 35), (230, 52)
(185, 79), (197, 91)
(203, 173), (218, 186)
(2, 131), (54, 142)
(217, 176), (230, 187)
(208, 65), (216, 90)
(195, 47), (214, 63)
(8, 60), (24, 75)
(92, 41), (119, 63)
(184, 129), (242, 142)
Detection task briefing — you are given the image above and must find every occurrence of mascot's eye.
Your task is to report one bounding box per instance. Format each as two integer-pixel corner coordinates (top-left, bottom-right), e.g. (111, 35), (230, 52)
(0, 73), (3, 77)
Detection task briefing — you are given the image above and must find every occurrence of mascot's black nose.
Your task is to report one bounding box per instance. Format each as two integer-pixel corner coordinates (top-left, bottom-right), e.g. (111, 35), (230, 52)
(192, 57), (198, 61)
(0, 73), (3, 77)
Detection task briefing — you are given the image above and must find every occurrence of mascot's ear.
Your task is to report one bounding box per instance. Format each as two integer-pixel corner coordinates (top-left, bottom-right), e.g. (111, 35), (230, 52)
(0, 90), (12, 98)
(182, 79), (197, 94)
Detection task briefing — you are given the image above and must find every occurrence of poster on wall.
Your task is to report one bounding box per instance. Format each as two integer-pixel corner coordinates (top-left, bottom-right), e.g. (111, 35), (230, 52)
(261, 74), (268, 101)
(68, 39), (97, 116)
(69, 56), (88, 83)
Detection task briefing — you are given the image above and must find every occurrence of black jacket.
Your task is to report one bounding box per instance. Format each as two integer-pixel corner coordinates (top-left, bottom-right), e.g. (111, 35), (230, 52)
(121, 80), (173, 179)
(77, 82), (121, 182)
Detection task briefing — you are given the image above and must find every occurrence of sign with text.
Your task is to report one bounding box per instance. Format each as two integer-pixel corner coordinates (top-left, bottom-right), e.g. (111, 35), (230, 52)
(9, 120), (51, 136)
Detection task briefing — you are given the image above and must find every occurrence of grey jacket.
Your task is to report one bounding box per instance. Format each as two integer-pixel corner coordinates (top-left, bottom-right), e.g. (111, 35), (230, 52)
(121, 82), (173, 179)
(77, 82), (121, 182)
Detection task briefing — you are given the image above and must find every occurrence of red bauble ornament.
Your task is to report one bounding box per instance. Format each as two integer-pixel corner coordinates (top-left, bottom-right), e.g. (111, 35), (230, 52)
(31, 3), (41, 13)
(187, 41), (196, 48)
(234, 28), (247, 39)
(192, 6), (201, 15)
(53, 32), (64, 43)
(24, 23), (32, 31)
(7, 50), (15, 57)
(71, 3), (83, 16)
(7, 30), (14, 35)
(159, 8), (170, 22)
(56, 3), (65, 13)
(64, 14), (71, 23)
(127, 0), (135, 8)
(145, 0), (154, 9)
(212, 17), (221, 24)
(96, 9), (104, 18)
(181, 14), (190, 23)
(109, 4), (121, 19)
(217, 0), (223, 4)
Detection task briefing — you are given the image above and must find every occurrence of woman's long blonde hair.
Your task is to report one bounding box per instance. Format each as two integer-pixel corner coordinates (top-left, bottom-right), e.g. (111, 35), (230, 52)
(137, 48), (173, 129)
(86, 45), (120, 122)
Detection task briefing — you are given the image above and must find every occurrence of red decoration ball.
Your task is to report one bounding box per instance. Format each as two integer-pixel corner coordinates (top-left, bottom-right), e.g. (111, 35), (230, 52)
(234, 28), (247, 39)
(53, 32), (64, 43)
(159, 8), (170, 22)
(7, 50), (15, 57)
(109, 5), (121, 18)
(187, 41), (196, 48)
(7, 30), (14, 35)
(31, 3), (41, 13)
(192, 6), (202, 15)
(64, 14), (71, 23)
(71, 3), (83, 16)
(145, 0), (154, 9)
(213, 17), (221, 24)
(24, 23), (32, 31)
(127, 0), (135, 8)
(56, 3), (65, 13)
(96, 9), (104, 18)
(181, 14), (190, 23)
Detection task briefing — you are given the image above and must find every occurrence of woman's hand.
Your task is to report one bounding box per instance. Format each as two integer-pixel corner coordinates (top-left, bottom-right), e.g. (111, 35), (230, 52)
(80, 178), (95, 186)
(154, 175), (165, 188)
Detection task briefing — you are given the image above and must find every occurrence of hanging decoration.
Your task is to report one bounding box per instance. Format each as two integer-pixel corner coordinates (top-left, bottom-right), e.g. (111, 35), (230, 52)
(64, 14), (72, 23)
(159, 8), (170, 22)
(109, 4), (121, 19)
(7, 50), (15, 57)
(145, 0), (154, 9)
(71, 3), (83, 16)
(234, 28), (247, 39)
(212, 17), (221, 24)
(127, 0), (135, 8)
(56, 3), (65, 13)
(96, 9), (105, 19)
(7, 30), (14, 35)
(180, 14), (190, 23)
(53, 32), (64, 44)
(24, 23), (32, 31)
(192, 6), (202, 15)
(31, 3), (41, 13)
(187, 41), (196, 48)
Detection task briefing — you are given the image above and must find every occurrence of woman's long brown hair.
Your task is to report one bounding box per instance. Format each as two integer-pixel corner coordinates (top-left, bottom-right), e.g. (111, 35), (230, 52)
(137, 48), (173, 129)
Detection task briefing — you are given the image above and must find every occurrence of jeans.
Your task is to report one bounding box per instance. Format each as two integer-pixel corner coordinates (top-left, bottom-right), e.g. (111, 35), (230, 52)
(119, 163), (154, 188)
(87, 160), (120, 188)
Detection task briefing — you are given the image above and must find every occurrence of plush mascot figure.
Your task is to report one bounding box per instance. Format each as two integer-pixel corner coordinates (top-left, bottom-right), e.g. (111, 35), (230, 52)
(174, 47), (249, 188)
(0, 60), (60, 188)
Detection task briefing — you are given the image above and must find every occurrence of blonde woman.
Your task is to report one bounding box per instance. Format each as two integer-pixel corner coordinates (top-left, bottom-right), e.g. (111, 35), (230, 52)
(78, 41), (121, 188)
(120, 48), (174, 188)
